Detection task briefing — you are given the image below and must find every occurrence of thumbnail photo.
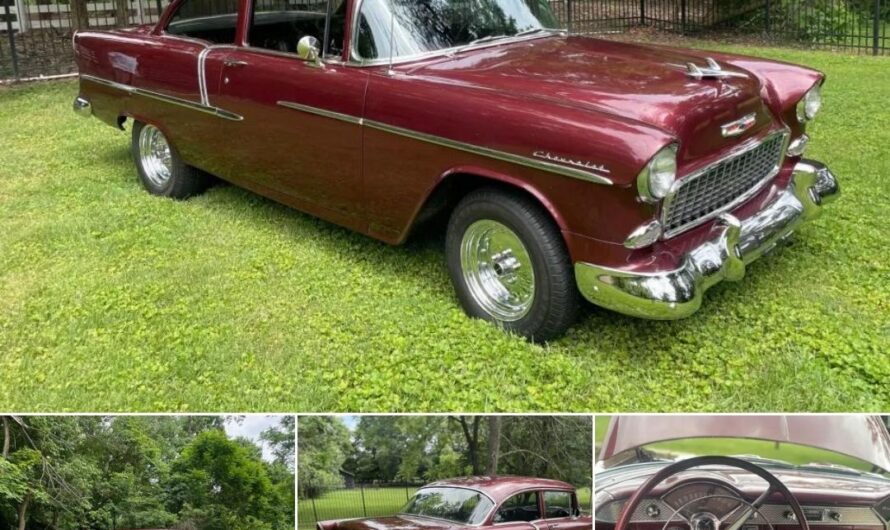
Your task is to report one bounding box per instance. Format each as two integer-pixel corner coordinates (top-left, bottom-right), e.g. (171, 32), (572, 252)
(297, 415), (592, 530)
(0, 415), (295, 530)
(594, 415), (890, 530)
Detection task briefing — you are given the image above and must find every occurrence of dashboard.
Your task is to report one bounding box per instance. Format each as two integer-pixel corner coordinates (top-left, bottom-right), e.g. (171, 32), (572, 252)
(596, 481), (890, 530)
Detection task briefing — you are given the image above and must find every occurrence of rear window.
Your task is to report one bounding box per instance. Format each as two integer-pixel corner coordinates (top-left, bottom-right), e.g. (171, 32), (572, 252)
(166, 0), (240, 44)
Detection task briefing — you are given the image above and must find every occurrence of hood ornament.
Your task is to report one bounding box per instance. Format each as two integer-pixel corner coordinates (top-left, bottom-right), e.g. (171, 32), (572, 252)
(721, 113), (757, 137)
(686, 57), (748, 79)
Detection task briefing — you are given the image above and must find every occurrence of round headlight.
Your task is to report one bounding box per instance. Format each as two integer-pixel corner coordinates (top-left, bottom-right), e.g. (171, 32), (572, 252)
(637, 145), (678, 201)
(796, 84), (822, 123)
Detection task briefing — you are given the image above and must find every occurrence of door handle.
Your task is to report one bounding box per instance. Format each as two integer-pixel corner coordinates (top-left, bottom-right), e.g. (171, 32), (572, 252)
(224, 59), (248, 68)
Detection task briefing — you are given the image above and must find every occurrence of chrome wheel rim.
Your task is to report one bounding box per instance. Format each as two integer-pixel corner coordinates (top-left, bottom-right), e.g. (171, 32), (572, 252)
(138, 124), (173, 187)
(460, 220), (535, 322)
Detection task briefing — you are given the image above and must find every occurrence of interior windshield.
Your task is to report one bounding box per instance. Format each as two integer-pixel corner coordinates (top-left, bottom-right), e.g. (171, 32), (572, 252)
(354, 0), (560, 60)
(400, 487), (495, 524)
(606, 437), (890, 477)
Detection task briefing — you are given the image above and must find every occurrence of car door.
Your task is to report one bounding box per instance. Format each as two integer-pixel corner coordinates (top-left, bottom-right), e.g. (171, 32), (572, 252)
(210, 0), (368, 232)
(123, 0), (243, 179)
(541, 490), (588, 530)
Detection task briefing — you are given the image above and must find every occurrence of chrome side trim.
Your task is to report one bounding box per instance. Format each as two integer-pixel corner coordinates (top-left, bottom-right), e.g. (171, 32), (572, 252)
(80, 74), (243, 121)
(661, 128), (790, 238)
(276, 100), (364, 125)
(364, 120), (613, 185)
(197, 47), (211, 106)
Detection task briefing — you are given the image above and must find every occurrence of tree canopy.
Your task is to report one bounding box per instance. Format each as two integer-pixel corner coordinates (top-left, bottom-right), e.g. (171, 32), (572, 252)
(0, 416), (294, 530)
(298, 416), (591, 498)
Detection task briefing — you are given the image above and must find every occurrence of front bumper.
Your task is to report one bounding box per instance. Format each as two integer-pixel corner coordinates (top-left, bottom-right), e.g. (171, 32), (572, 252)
(575, 159), (840, 319)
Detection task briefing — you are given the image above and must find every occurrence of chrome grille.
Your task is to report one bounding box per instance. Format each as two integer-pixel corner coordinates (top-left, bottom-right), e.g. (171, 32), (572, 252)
(663, 132), (787, 236)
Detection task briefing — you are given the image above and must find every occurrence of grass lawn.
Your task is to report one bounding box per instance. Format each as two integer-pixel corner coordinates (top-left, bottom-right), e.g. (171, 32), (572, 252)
(297, 486), (592, 529)
(0, 44), (888, 412)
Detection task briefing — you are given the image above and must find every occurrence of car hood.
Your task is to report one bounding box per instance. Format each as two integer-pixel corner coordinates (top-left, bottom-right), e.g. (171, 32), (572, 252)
(405, 36), (774, 159)
(331, 515), (461, 530)
(598, 415), (890, 472)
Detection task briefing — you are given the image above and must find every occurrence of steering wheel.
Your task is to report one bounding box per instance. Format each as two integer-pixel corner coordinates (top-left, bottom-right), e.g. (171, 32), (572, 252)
(614, 456), (810, 530)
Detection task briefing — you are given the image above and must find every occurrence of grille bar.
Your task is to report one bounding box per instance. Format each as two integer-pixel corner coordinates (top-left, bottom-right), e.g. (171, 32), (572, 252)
(662, 131), (788, 237)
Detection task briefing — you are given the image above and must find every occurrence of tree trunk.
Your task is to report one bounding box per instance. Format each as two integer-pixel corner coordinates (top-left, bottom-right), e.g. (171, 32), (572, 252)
(457, 417), (482, 475)
(115, 0), (130, 27)
(2, 416), (10, 459)
(487, 417), (501, 475)
(70, 0), (90, 31)
(17, 492), (31, 530)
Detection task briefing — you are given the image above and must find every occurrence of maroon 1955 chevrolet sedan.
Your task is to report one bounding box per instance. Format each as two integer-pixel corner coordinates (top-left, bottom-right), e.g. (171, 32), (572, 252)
(72, 0), (840, 340)
(316, 476), (592, 530)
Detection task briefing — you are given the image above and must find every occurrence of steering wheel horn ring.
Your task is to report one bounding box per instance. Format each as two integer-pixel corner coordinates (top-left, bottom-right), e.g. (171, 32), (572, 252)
(613, 456), (811, 530)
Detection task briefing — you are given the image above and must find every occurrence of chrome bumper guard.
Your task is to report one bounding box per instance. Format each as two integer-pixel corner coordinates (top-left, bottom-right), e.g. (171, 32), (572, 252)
(73, 96), (92, 118)
(575, 159), (840, 319)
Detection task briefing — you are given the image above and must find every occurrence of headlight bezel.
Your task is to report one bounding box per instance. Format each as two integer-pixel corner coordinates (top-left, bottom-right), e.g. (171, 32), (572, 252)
(796, 83), (822, 123)
(637, 144), (679, 202)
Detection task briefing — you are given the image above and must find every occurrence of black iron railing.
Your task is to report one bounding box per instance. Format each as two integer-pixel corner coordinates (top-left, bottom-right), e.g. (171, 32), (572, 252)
(0, 0), (886, 82)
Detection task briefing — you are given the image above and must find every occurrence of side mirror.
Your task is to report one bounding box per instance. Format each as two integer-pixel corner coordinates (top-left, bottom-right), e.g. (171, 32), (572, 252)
(297, 36), (323, 67)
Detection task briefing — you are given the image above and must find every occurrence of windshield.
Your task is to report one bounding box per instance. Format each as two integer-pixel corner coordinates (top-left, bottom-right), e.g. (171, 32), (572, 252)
(354, 0), (560, 61)
(400, 487), (495, 525)
(603, 438), (889, 477)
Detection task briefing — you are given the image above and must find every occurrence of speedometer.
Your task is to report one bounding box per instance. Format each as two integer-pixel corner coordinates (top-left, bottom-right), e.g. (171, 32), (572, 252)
(662, 482), (744, 520)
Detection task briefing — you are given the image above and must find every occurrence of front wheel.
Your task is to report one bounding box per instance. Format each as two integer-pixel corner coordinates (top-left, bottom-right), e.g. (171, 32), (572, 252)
(445, 188), (580, 342)
(132, 121), (210, 199)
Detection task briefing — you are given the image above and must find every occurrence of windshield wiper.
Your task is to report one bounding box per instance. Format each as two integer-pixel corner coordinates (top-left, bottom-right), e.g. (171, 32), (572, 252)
(730, 455), (794, 468)
(515, 27), (564, 37)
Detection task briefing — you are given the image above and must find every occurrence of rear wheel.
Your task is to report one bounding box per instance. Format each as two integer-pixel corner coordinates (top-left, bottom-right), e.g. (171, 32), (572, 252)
(446, 187), (580, 342)
(132, 121), (210, 199)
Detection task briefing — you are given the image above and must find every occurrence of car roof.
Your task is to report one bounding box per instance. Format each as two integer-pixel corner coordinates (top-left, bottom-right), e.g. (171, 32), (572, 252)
(422, 476), (575, 504)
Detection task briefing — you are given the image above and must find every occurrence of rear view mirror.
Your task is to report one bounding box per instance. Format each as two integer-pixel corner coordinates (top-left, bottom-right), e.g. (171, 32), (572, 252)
(297, 36), (323, 68)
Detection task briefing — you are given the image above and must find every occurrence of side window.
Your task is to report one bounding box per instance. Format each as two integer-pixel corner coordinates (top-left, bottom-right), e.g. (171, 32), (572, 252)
(249, 0), (347, 58)
(543, 491), (573, 519)
(494, 491), (540, 523)
(166, 0), (240, 44)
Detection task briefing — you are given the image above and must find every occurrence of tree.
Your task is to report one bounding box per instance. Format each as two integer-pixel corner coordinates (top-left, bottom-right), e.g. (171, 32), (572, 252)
(487, 417), (501, 475)
(70, 0), (90, 30)
(261, 416), (296, 471)
(298, 416), (351, 498)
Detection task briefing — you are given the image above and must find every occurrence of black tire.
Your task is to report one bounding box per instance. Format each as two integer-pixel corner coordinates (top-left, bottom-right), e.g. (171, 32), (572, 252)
(446, 187), (580, 342)
(131, 121), (210, 199)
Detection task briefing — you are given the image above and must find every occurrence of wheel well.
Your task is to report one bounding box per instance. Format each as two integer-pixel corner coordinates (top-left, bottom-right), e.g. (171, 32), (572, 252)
(412, 172), (564, 235)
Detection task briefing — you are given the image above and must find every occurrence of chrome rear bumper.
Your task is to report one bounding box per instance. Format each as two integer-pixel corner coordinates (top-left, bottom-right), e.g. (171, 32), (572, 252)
(73, 96), (92, 118)
(575, 159), (840, 319)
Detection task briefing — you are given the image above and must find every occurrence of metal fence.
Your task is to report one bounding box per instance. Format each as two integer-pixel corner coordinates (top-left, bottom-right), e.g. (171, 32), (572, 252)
(549, 0), (887, 54)
(297, 482), (424, 530)
(1, 0), (887, 82)
(0, 0), (170, 81)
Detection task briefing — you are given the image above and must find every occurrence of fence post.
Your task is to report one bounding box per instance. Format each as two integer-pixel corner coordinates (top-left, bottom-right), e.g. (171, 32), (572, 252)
(681, 0), (687, 33)
(566, 0), (573, 33)
(874, 0), (881, 56)
(3, 1), (19, 80)
(360, 484), (368, 517)
(640, 0), (645, 25)
(311, 494), (319, 524)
